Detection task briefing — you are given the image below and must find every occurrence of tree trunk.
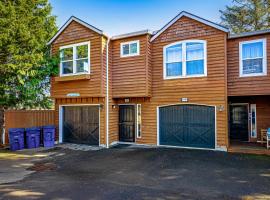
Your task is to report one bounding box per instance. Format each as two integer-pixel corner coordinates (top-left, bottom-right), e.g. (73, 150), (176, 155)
(0, 106), (4, 146)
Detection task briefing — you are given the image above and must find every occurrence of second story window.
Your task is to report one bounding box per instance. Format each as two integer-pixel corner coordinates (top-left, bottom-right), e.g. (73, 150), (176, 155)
(120, 40), (140, 57)
(164, 40), (207, 79)
(60, 41), (90, 76)
(239, 39), (267, 77)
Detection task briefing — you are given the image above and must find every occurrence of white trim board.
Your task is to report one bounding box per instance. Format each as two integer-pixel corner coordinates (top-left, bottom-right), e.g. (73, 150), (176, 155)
(150, 11), (229, 42)
(59, 104), (101, 146)
(47, 16), (108, 45)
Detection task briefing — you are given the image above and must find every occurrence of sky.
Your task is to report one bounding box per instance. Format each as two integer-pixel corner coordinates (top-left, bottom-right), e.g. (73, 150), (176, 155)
(49, 0), (232, 36)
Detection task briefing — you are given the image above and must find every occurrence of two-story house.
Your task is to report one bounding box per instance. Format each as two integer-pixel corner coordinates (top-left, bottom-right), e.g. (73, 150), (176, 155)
(48, 11), (270, 151)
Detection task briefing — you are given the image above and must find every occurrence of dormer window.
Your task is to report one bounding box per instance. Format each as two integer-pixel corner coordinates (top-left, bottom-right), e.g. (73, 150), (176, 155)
(239, 39), (267, 77)
(60, 41), (90, 76)
(120, 40), (140, 57)
(164, 40), (207, 79)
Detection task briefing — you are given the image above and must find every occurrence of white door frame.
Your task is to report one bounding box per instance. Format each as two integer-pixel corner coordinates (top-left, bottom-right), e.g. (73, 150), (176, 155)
(156, 103), (217, 150)
(59, 104), (101, 146)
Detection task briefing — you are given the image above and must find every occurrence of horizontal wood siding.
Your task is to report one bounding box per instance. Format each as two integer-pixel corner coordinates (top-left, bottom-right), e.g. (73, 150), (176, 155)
(55, 97), (106, 145)
(227, 34), (270, 96)
(4, 110), (55, 144)
(51, 21), (104, 98)
(141, 16), (228, 147)
(112, 35), (151, 98)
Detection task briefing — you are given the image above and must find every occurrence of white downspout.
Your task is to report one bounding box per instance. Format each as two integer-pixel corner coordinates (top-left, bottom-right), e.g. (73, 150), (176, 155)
(106, 38), (110, 148)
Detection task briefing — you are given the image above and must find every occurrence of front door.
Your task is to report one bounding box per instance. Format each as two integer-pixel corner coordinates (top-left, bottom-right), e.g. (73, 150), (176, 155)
(119, 105), (135, 142)
(229, 104), (249, 141)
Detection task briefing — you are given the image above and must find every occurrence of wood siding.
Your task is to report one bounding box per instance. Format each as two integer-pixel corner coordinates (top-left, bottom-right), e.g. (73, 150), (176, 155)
(141, 16), (228, 147)
(228, 34), (270, 96)
(112, 35), (151, 98)
(51, 21), (106, 98)
(4, 110), (55, 144)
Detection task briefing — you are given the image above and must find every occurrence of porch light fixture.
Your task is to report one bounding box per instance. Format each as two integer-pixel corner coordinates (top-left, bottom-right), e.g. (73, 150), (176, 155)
(217, 105), (224, 112)
(124, 98), (130, 103)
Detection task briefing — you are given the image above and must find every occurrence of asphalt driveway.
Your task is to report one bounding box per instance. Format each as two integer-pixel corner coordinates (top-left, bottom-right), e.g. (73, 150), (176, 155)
(0, 145), (270, 200)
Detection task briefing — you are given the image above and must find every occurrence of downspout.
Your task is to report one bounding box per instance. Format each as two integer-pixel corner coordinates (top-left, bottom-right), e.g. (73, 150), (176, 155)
(106, 38), (110, 148)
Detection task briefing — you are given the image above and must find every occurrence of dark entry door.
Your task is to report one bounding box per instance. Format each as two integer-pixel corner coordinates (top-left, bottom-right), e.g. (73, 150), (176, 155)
(63, 106), (99, 145)
(119, 105), (135, 142)
(229, 104), (249, 141)
(159, 104), (215, 149)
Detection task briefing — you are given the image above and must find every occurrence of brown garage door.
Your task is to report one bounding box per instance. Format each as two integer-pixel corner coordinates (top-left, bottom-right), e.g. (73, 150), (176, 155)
(63, 106), (99, 145)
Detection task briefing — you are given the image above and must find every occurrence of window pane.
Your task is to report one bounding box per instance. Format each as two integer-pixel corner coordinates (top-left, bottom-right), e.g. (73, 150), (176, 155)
(251, 105), (256, 137)
(166, 44), (182, 63)
(130, 43), (138, 54)
(166, 62), (182, 76)
(186, 42), (204, 61)
(76, 44), (88, 59)
(242, 42), (263, 59)
(62, 61), (73, 74)
(76, 59), (89, 73)
(122, 44), (129, 55)
(137, 104), (141, 138)
(60, 47), (73, 61)
(243, 58), (263, 74)
(186, 60), (204, 75)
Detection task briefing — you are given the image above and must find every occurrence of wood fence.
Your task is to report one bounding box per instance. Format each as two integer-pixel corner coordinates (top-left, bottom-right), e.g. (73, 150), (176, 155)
(3, 110), (55, 144)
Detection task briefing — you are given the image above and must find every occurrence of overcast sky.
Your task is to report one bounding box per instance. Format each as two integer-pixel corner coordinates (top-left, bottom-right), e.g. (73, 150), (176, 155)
(49, 0), (232, 36)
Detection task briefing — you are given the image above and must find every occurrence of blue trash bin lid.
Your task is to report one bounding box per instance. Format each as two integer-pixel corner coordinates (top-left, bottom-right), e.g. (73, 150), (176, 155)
(25, 127), (41, 131)
(43, 125), (56, 129)
(9, 128), (24, 133)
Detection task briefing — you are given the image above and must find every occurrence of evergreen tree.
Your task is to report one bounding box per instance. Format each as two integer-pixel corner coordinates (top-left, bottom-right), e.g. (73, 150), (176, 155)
(220, 0), (270, 33)
(0, 0), (58, 143)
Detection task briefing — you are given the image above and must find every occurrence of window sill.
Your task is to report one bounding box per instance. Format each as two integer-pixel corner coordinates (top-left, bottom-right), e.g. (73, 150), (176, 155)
(164, 74), (207, 80)
(239, 73), (267, 78)
(54, 74), (91, 82)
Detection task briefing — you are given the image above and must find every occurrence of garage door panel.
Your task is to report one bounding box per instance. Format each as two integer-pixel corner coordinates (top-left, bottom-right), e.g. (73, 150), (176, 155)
(63, 106), (99, 145)
(159, 104), (215, 149)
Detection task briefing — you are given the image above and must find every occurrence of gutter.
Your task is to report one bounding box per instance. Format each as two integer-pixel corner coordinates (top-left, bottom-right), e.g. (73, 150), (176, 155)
(106, 38), (110, 148)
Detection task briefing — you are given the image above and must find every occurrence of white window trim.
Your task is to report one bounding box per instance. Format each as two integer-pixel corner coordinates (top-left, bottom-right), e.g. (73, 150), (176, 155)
(163, 40), (207, 80)
(136, 104), (142, 138)
(239, 38), (267, 77)
(60, 41), (91, 77)
(120, 40), (140, 57)
(250, 104), (257, 138)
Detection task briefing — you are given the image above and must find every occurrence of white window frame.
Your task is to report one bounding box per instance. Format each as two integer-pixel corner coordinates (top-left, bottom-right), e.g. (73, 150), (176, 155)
(59, 41), (90, 77)
(120, 40), (140, 57)
(163, 40), (207, 80)
(239, 38), (267, 77)
(250, 104), (257, 138)
(136, 104), (142, 138)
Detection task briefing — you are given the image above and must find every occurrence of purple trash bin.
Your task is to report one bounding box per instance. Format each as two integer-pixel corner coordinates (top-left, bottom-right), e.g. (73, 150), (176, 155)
(43, 125), (55, 148)
(25, 127), (41, 149)
(9, 128), (25, 151)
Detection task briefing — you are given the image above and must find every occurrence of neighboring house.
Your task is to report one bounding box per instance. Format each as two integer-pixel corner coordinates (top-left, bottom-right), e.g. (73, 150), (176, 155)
(47, 11), (270, 151)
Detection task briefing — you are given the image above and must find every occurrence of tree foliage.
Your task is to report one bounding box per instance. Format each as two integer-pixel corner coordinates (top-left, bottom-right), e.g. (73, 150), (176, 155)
(0, 0), (58, 110)
(220, 0), (270, 33)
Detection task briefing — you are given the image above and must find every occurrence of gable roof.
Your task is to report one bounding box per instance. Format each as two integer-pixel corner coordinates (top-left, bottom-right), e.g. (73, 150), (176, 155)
(47, 16), (108, 45)
(150, 11), (229, 42)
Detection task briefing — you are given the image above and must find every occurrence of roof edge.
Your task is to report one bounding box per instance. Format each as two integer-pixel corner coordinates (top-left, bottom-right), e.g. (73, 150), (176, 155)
(150, 11), (229, 42)
(47, 16), (108, 45)
(111, 29), (152, 40)
(229, 29), (270, 39)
